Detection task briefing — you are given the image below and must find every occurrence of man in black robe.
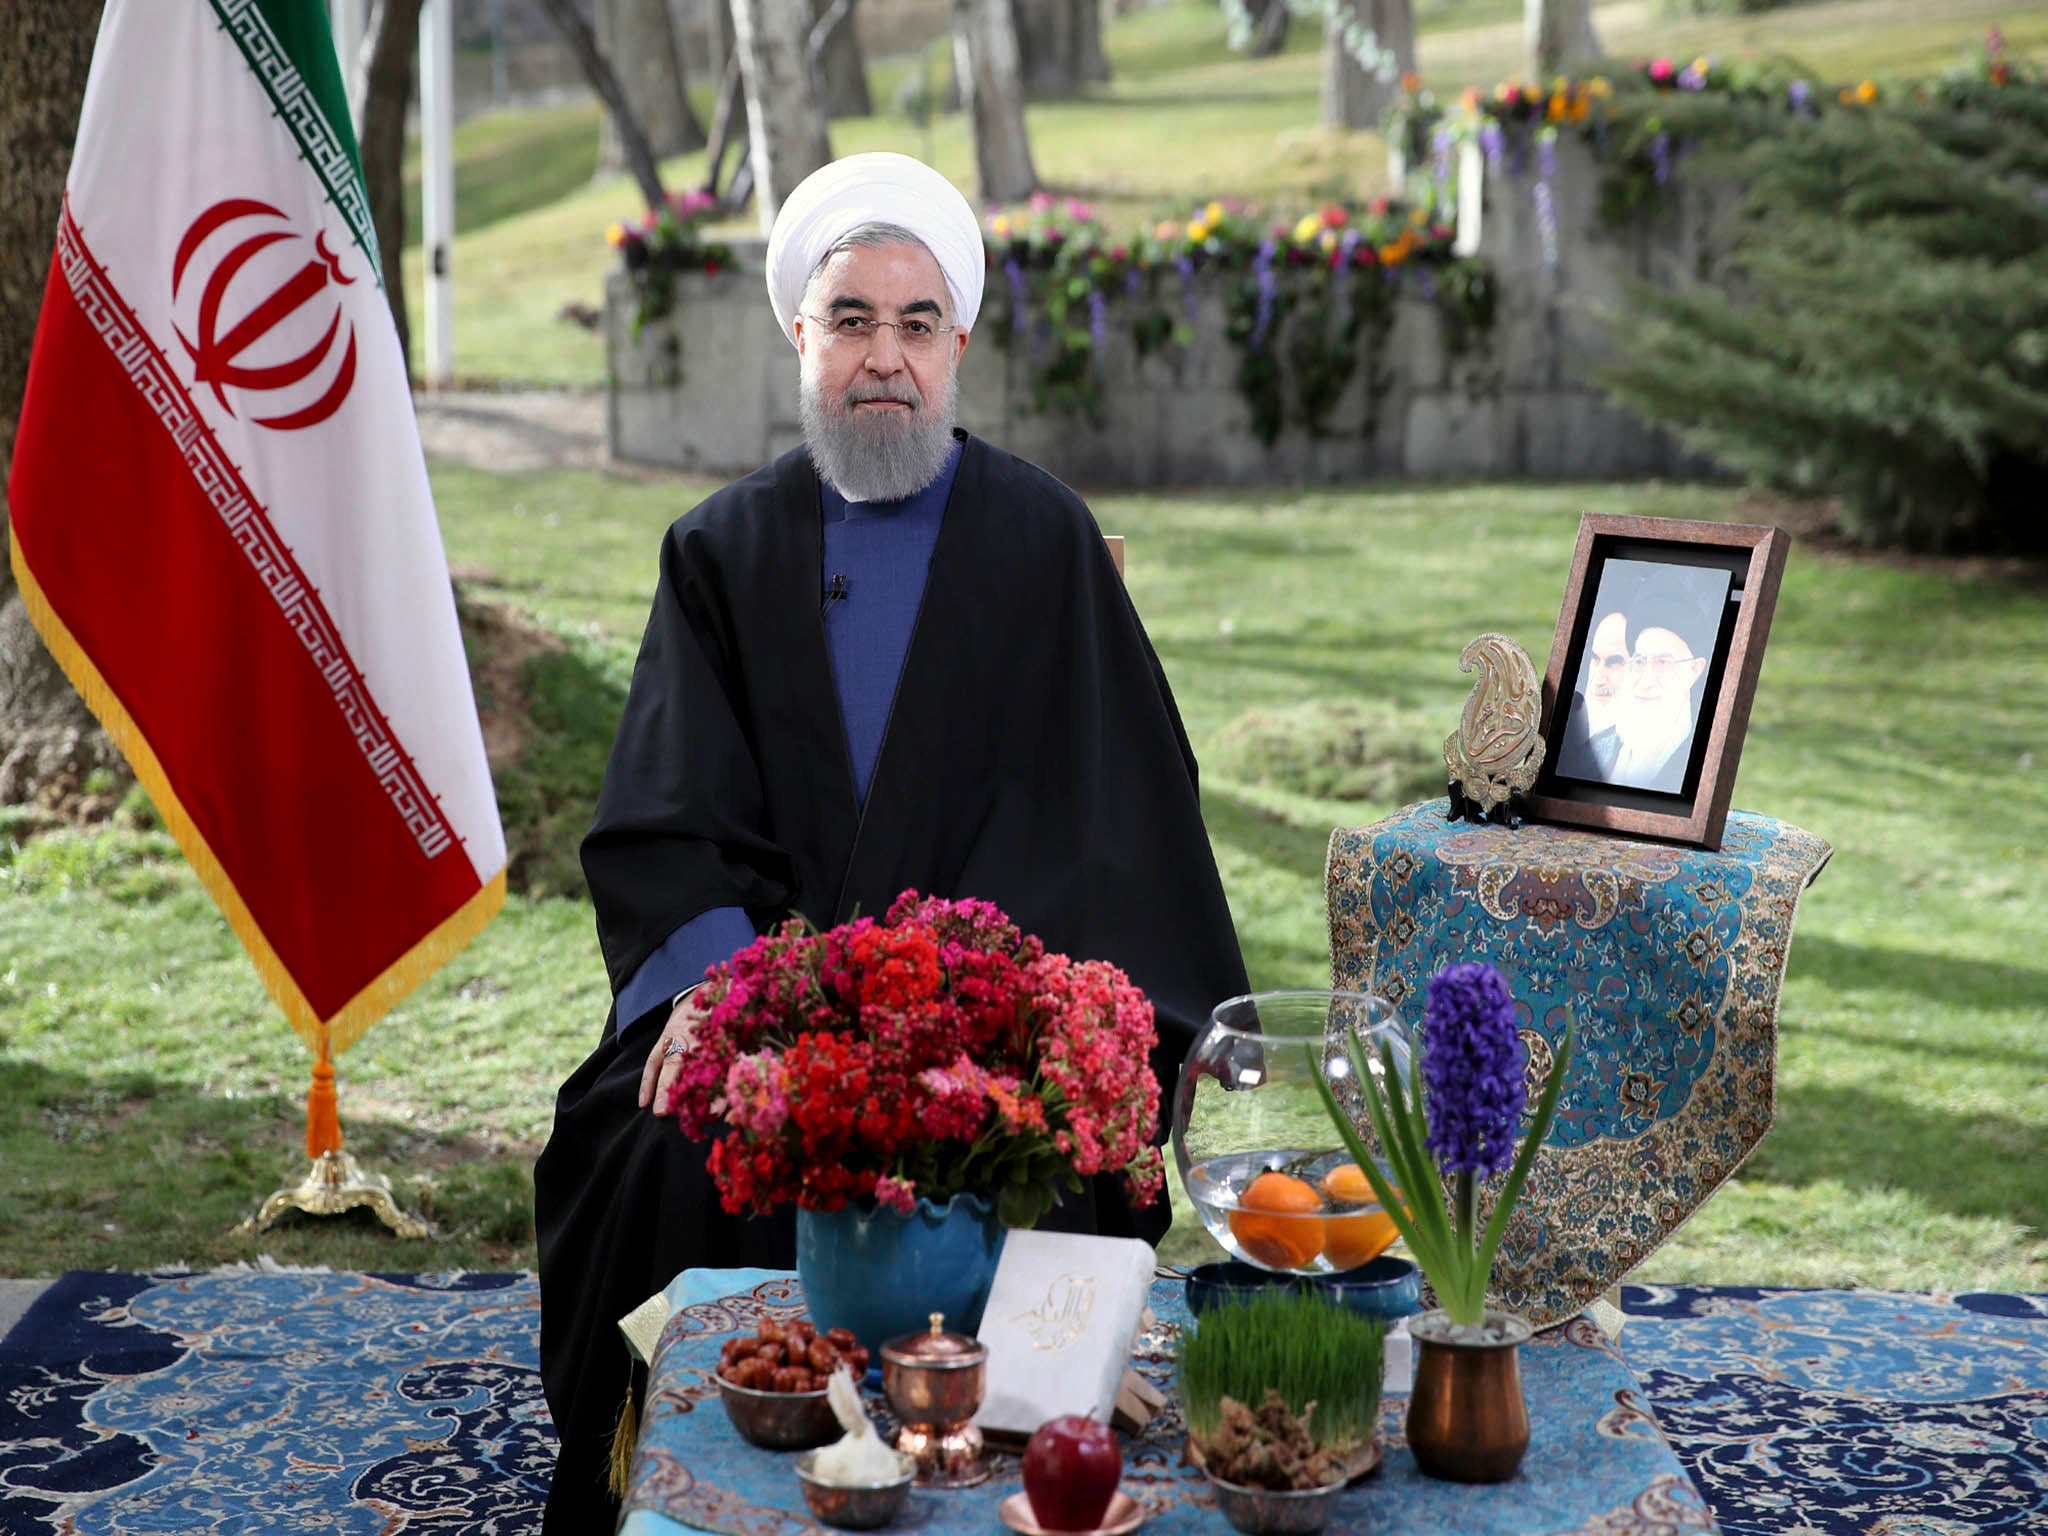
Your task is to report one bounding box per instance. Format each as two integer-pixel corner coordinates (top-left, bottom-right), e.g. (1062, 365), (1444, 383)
(533, 154), (1249, 1530)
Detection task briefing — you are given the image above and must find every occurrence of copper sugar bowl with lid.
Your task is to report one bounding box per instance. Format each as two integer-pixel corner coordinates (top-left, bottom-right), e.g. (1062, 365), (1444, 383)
(880, 1312), (989, 1488)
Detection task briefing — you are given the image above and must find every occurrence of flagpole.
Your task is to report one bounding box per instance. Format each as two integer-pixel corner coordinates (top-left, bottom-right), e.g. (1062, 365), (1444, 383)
(420, 0), (456, 387)
(238, 1041), (431, 1239)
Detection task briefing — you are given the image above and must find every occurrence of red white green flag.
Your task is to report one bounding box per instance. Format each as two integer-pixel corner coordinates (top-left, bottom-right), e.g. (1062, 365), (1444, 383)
(8, 0), (506, 1057)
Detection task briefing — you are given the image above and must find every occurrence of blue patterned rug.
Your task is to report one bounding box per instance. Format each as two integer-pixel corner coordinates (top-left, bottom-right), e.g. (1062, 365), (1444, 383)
(4, 1272), (2044, 1534)
(1619, 1284), (2048, 1535)
(0, 1267), (550, 1534)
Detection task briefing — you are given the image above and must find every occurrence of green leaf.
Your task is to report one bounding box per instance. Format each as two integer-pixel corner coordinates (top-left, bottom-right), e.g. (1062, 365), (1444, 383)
(998, 1184), (1045, 1229)
(1307, 1035), (1458, 1294)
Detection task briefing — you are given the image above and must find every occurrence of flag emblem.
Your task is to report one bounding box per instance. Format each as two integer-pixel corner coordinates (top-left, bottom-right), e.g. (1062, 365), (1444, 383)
(173, 197), (359, 431)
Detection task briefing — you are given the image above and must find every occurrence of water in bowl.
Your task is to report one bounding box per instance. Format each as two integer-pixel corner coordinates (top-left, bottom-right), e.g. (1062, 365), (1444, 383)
(1184, 1149), (1404, 1275)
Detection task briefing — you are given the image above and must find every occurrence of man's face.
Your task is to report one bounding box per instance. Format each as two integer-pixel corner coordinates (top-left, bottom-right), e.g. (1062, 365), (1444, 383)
(1583, 611), (1629, 729)
(795, 242), (967, 428)
(794, 241), (968, 501)
(1628, 625), (1707, 711)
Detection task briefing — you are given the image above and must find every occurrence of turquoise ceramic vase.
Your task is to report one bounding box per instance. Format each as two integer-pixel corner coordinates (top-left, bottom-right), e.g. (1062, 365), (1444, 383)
(794, 1193), (1006, 1353)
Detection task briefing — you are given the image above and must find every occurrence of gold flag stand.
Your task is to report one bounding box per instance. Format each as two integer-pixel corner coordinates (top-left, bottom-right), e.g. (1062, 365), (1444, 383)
(239, 1044), (431, 1240)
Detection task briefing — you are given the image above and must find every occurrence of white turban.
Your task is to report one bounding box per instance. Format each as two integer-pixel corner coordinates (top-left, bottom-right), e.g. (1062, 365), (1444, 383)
(764, 153), (984, 349)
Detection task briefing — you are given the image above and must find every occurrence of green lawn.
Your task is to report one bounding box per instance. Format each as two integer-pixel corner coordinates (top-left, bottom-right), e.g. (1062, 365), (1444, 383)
(398, 0), (2048, 385)
(4, 473), (2044, 1287)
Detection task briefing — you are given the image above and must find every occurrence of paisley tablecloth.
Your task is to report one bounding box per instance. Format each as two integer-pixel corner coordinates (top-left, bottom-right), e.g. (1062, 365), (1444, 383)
(1326, 802), (1832, 1328)
(620, 1274), (1716, 1536)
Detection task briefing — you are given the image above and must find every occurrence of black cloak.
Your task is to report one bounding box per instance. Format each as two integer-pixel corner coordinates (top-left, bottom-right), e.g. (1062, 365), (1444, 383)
(534, 433), (1249, 1530)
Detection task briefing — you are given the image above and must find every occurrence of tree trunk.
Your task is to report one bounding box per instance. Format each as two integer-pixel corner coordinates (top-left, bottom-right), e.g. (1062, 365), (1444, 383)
(534, 0), (671, 210)
(952, 0), (1037, 204)
(1525, 0), (1600, 77)
(810, 0), (872, 119)
(360, 0), (425, 374)
(1014, 0), (1107, 99)
(0, 0), (128, 812)
(1246, 0), (1289, 58)
(1320, 0), (1414, 131)
(597, 0), (705, 175)
(731, 0), (833, 233)
(708, 0), (736, 80)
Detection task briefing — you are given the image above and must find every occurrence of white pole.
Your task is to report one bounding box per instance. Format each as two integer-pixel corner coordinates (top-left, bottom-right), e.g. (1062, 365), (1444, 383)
(330, 0), (367, 127)
(419, 0), (457, 389)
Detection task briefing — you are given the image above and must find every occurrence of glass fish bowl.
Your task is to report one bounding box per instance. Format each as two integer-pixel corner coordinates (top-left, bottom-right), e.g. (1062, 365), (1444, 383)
(1172, 990), (1414, 1276)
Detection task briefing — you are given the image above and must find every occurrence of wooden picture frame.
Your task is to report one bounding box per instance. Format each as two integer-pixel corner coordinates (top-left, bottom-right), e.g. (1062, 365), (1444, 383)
(1527, 514), (1787, 851)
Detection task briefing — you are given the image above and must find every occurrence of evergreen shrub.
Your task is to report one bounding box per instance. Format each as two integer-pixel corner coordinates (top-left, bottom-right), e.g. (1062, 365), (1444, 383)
(1595, 62), (2048, 553)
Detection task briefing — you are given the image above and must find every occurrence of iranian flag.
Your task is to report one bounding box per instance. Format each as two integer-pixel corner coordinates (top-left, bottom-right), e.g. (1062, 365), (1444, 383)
(8, 0), (506, 1058)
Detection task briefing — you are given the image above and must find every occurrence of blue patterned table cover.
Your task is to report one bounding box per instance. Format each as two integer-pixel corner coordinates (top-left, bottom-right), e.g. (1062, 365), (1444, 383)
(1618, 1285), (2048, 1535)
(621, 1273), (1717, 1536)
(1326, 802), (1832, 1329)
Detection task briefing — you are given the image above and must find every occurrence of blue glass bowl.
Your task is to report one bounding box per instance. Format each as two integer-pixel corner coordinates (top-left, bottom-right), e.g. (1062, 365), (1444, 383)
(1185, 1255), (1421, 1323)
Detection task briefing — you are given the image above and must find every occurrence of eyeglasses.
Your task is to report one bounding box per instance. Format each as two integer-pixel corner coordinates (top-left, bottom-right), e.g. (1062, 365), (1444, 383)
(1628, 652), (1696, 677)
(805, 313), (956, 351)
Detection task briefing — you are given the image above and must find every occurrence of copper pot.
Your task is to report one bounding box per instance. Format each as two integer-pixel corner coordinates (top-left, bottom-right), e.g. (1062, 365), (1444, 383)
(1403, 1308), (1533, 1483)
(880, 1312), (990, 1488)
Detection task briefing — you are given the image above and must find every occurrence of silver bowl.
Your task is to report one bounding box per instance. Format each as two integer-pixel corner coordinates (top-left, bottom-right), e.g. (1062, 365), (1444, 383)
(715, 1374), (839, 1450)
(1203, 1472), (1348, 1536)
(794, 1449), (918, 1529)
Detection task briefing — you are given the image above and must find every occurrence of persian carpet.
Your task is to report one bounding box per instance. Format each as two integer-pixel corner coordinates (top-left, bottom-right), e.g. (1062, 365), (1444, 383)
(7, 1273), (2046, 1535)
(0, 1267), (549, 1534)
(1619, 1284), (2048, 1535)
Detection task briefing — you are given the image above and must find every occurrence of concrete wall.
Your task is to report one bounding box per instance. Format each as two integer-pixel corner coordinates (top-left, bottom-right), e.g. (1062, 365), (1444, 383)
(606, 137), (1728, 486)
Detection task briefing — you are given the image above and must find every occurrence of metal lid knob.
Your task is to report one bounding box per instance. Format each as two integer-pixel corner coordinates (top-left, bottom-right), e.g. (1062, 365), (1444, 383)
(880, 1312), (986, 1368)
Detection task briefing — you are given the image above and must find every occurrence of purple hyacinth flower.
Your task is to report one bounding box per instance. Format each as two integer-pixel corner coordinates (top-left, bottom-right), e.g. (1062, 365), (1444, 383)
(1480, 121), (1504, 173)
(1005, 257), (1028, 335)
(1650, 132), (1672, 186)
(1177, 253), (1198, 324)
(1088, 287), (1107, 350)
(1788, 78), (1810, 113)
(1537, 134), (1558, 181)
(1420, 962), (1527, 1181)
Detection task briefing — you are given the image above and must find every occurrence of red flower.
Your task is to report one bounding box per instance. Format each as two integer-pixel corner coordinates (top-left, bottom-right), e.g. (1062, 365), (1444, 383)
(673, 891), (1163, 1216)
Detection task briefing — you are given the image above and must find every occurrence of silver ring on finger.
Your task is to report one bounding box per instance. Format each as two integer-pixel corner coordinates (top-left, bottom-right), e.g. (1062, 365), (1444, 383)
(663, 1038), (685, 1059)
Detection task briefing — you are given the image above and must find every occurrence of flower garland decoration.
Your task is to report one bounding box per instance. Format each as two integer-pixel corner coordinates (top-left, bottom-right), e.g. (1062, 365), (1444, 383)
(980, 192), (1494, 445)
(664, 890), (1164, 1230)
(603, 186), (735, 342)
(1310, 962), (1575, 1326)
(1405, 30), (2046, 228)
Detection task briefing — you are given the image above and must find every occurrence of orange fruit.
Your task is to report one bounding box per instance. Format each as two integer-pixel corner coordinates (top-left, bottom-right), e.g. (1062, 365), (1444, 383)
(1320, 1163), (1402, 1271)
(1228, 1171), (1324, 1269)
(1320, 1163), (1377, 1205)
(1324, 1209), (1401, 1270)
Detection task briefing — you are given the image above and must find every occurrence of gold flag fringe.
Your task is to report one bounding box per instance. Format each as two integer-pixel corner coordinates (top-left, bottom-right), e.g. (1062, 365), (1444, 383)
(10, 533), (506, 1057)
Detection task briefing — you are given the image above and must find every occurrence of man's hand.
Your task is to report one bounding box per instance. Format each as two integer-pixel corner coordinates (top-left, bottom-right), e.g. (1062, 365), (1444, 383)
(640, 990), (711, 1115)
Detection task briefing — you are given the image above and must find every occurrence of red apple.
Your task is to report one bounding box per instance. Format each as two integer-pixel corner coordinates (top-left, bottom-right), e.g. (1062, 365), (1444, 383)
(1022, 1413), (1121, 1532)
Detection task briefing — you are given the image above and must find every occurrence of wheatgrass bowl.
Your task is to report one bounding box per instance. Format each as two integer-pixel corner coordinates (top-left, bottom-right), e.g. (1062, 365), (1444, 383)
(1202, 1471), (1349, 1536)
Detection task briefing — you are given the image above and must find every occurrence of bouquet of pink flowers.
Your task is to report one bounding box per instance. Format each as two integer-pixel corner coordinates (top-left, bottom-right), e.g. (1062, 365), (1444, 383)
(664, 891), (1165, 1228)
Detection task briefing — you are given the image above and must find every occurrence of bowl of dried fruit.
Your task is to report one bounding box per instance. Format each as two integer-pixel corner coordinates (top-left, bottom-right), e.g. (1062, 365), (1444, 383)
(716, 1318), (873, 1450)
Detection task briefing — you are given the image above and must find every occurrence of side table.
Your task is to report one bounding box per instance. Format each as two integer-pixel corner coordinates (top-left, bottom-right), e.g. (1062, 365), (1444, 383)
(1326, 801), (1831, 1327)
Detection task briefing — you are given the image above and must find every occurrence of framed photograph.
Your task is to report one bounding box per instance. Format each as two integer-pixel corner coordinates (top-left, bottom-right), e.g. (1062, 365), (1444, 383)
(1527, 514), (1788, 850)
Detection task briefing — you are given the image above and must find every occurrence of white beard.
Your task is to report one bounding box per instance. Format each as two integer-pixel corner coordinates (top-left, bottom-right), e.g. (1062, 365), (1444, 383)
(800, 364), (958, 503)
